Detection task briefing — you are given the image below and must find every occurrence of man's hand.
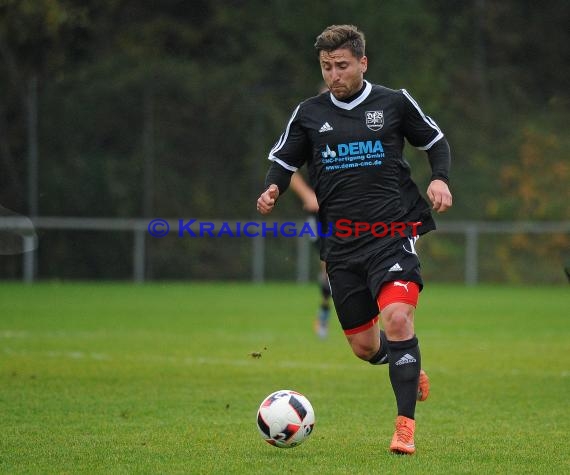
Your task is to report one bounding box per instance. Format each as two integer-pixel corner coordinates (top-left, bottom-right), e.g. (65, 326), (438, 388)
(427, 179), (452, 213)
(257, 184), (279, 215)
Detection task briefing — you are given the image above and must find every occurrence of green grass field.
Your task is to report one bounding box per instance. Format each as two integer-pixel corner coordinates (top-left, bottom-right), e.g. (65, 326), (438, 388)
(1, 282), (568, 474)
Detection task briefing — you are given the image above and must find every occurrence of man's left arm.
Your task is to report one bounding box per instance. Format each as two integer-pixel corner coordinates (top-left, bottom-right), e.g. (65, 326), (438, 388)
(426, 138), (452, 213)
(399, 89), (453, 213)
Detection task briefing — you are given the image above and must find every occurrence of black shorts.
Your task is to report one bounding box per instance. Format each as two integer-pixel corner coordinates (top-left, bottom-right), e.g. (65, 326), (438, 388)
(326, 236), (423, 332)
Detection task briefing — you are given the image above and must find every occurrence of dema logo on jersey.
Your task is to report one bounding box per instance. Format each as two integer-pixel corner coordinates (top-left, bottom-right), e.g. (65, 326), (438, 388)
(321, 140), (385, 171)
(321, 140), (385, 159)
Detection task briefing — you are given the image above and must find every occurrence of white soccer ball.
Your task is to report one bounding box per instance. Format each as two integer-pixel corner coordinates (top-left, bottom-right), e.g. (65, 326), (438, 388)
(256, 389), (315, 448)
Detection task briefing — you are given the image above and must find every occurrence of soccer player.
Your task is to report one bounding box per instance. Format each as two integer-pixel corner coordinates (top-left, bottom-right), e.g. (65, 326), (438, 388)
(256, 25), (452, 454)
(289, 172), (331, 338)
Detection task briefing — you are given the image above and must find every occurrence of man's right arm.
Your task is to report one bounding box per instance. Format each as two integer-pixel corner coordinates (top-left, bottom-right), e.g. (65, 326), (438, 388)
(264, 161), (294, 194)
(258, 101), (309, 214)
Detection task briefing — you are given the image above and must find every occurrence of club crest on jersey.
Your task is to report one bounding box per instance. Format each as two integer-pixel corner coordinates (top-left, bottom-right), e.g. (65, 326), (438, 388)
(365, 110), (384, 131)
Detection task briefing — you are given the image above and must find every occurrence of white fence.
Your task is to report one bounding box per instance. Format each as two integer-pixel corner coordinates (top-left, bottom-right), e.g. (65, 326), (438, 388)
(1, 217), (569, 285)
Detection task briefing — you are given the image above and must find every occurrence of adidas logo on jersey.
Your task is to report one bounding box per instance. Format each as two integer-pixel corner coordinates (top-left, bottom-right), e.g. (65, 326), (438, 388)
(389, 263), (403, 272)
(319, 122), (333, 133)
(395, 353), (417, 366)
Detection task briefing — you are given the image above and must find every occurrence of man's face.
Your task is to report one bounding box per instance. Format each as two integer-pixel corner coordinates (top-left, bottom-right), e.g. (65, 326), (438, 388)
(319, 48), (367, 100)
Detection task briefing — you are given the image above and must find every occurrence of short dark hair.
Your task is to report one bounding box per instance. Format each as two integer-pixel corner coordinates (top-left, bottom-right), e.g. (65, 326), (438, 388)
(314, 25), (366, 58)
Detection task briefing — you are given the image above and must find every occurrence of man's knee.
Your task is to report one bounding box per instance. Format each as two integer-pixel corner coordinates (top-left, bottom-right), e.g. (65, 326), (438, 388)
(381, 304), (415, 339)
(384, 307), (411, 327)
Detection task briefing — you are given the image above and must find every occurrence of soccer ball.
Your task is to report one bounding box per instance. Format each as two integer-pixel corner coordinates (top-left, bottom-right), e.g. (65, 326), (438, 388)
(256, 389), (315, 448)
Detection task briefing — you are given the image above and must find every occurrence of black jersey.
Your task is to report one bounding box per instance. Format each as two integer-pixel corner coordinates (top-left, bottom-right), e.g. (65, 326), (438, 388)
(268, 81), (446, 261)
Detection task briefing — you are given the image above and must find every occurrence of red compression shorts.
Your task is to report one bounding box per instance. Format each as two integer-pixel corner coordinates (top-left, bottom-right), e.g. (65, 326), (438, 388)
(377, 280), (420, 311)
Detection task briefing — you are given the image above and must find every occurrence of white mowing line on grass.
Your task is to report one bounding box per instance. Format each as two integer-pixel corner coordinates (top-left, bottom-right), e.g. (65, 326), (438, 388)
(181, 356), (365, 372)
(0, 330), (30, 338)
(1, 346), (363, 372)
(0, 330), (113, 339)
(2, 347), (110, 360)
(125, 353), (365, 372)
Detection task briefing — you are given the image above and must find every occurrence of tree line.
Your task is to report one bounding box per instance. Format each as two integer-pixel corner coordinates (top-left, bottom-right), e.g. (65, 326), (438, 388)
(0, 0), (568, 281)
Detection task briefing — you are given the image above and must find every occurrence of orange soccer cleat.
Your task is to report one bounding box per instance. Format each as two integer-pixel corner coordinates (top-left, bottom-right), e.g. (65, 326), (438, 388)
(417, 369), (430, 401)
(390, 415), (416, 455)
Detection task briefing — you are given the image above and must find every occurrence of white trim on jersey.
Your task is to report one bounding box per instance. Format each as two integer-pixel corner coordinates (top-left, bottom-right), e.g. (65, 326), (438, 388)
(330, 80), (372, 110)
(268, 156), (298, 172)
(401, 89), (444, 150)
(268, 104), (301, 162)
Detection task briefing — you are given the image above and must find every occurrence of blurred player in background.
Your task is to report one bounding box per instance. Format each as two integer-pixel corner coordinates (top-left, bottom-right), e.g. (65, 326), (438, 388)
(290, 172), (331, 338)
(257, 24), (452, 454)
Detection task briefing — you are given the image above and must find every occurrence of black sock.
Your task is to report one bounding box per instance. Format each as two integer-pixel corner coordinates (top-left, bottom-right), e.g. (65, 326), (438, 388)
(368, 330), (389, 365)
(387, 336), (421, 419)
